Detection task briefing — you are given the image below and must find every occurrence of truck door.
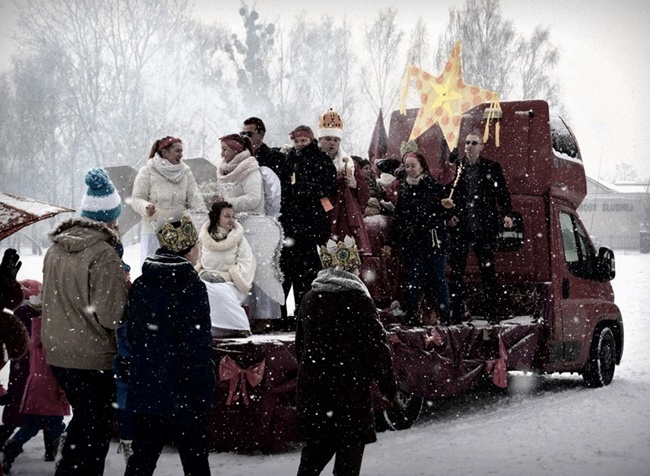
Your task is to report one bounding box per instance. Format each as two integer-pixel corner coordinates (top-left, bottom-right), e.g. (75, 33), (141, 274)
(552, 203), (599, 364)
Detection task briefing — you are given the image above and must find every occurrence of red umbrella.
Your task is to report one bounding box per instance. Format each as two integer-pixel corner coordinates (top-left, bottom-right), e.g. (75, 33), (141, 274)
(0, 193), (75, 241)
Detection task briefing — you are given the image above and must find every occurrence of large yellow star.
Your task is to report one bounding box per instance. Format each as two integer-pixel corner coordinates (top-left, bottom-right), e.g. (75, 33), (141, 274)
(399, 41), (500, 149)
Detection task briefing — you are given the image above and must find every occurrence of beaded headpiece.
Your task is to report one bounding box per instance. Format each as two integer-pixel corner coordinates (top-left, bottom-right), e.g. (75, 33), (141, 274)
(318, 236), (361, 272)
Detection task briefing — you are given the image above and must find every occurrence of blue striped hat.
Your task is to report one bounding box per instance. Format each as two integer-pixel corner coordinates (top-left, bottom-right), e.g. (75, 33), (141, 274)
(80, 168), (122, 223)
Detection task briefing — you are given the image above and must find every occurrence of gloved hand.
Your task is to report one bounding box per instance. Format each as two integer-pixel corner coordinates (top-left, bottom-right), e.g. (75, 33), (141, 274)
(0, 249), (21, 280)
(201, 271), (226, 284)
(449, 147), (459, 164)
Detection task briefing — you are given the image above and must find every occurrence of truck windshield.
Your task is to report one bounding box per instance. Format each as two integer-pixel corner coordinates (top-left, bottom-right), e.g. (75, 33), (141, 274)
(550, 114), (582, 165)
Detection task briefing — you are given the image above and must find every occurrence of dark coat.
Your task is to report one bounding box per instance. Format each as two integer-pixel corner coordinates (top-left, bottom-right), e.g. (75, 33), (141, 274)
(279, 140), (337, 244)
(387, 174), (451, 255)
(0, 304), (33, 427)
(451, 156), (512, 241)
(127, 250), (215, 417)
(295, 269), (397, 446)
(255, 143), (285, 179)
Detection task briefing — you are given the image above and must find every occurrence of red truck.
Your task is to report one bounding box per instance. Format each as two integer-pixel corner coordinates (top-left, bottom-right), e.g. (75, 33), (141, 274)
(149, 99), (623, 454)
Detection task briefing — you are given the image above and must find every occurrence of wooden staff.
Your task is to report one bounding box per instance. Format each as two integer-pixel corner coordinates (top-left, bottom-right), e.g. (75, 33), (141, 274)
(448, 161), (464, 200)
(342, 156), (350, 176)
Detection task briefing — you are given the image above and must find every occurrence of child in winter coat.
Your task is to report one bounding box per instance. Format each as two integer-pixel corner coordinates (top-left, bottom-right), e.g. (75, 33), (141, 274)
(196, 201), (256, 337)
(1, 280), (70, 475)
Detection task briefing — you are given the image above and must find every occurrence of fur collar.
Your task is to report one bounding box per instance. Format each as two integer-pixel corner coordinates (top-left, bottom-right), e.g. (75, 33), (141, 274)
(199, 219), (244, 251)
(48, 217), (120, 246)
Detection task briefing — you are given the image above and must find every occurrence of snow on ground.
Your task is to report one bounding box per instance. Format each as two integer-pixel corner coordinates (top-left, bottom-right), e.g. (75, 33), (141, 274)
(2, 246), (649, 476)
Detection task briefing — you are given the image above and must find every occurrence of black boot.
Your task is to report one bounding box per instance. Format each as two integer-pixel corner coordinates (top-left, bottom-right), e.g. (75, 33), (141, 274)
(1, 439), (23, 473)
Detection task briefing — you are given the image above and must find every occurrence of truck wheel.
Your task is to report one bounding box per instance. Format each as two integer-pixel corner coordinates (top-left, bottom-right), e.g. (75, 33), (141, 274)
(583, 326), (617, 388)
(381, 391), (424, 431)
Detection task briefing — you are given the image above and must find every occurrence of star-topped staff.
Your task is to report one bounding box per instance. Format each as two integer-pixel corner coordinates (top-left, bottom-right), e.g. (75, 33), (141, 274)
(399, 40), (500, 151)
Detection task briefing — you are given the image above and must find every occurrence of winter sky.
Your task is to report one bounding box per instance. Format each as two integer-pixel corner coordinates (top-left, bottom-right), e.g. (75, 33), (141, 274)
(1, 0), (649, 181)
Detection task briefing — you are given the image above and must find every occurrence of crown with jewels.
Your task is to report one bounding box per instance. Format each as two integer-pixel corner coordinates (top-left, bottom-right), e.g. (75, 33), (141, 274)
(399, 139), (419, 157)
(318, 236), (361, 272)
(318, 108), (344, 138)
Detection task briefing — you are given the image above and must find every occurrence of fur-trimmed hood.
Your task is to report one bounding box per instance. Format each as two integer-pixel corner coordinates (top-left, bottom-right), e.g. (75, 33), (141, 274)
(48, 217), (120, 251)
(311, 268), (370, 298)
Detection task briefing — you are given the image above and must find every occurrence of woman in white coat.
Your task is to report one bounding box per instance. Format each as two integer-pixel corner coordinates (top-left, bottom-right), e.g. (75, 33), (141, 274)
(197, 201), (256, 337)
(214, 133), (284, 332)
(131, 136), (208, 265)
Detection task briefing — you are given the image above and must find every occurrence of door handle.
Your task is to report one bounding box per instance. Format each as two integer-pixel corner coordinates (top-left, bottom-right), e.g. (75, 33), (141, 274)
(562, 278), (570, 299)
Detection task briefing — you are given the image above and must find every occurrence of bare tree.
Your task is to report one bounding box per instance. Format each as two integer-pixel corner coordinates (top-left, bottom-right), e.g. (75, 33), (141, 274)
(615, 162), (639, 183)
(407, 18), (431, 69)
(436, 0), (562, 107)
(359, 7), (404, 116)
(518, 26), (560, 104)
(14, 0), (194, 171)
(224, 3), (277, 118)
(436, 0), (519, 98)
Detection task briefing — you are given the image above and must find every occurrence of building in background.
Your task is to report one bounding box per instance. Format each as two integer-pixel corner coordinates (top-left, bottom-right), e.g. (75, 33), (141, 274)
(579, 177), (650, 251)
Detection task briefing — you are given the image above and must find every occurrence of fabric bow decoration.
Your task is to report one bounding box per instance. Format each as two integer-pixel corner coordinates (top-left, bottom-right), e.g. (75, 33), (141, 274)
(485, 335), (509, 388)
(219, 355), (266, 406)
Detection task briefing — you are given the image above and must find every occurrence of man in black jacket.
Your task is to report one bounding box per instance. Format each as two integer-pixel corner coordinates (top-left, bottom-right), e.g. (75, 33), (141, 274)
(447, 130), (513, 323)
(241, 116), (285, 179)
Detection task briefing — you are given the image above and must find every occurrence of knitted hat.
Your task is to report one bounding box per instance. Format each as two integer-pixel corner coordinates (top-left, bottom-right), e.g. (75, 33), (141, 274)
(318, 108), (344, 139)
(318, 236), (361, 273)
(80, 168), (122, 223)
(157, 215), (198, 254)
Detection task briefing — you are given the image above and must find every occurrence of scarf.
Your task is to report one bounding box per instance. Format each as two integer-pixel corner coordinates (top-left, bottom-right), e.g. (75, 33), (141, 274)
(218, 150), (259, 184)
(153, 156), (187, 184)
(199, 220), (244, 252)
(405, 174), (424, 186)
(210, 225), (230, 242)
(311, 268), (370, 298)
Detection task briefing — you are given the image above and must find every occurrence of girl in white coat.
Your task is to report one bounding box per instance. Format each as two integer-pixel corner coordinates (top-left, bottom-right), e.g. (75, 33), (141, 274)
(214, 134), (284, 332)
(197, 201), (256, 337)
(131, 136), (207, 265)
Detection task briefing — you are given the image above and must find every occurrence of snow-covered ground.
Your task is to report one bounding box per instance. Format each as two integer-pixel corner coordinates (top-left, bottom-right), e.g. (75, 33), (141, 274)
(2, 246), (649, 476)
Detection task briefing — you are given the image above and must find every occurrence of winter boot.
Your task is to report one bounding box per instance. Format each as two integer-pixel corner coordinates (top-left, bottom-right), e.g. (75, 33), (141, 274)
(117, 439), (133, 464)
(1, 439), (23, 474)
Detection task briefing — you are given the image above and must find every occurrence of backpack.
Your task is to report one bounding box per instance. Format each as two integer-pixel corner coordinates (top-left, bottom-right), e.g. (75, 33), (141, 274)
(259, 166), (281, 218)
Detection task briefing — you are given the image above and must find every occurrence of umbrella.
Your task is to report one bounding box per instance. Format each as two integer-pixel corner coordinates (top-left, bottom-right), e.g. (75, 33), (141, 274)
(0, 193), (75, 241)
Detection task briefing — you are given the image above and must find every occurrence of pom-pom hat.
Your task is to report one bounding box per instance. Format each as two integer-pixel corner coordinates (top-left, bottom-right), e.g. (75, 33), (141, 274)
(318, 108), (344, 139)
(80, 167), (122, 223)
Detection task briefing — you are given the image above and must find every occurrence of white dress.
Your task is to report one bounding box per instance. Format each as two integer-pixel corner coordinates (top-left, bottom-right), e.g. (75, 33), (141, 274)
(197, 220), (256, 335)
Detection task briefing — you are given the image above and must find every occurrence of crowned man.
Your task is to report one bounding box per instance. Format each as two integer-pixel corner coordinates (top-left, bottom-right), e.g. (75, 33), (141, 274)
(318, 108), (372, 255)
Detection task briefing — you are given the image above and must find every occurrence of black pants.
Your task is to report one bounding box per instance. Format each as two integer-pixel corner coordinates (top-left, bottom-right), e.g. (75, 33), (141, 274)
(297, 440), (365, 476)
(125, 413), (210, 476)
(280, 238), (322, 322)
(449, 230), (499, 321)
(50, 366), (116, 476)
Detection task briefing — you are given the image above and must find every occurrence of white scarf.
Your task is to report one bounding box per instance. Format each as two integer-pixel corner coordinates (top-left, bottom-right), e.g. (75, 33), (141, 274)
(153, 156), (186, 184)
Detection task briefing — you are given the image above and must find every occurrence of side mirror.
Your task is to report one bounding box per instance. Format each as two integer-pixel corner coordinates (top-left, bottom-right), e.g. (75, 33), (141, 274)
(595, 247), (616, 282)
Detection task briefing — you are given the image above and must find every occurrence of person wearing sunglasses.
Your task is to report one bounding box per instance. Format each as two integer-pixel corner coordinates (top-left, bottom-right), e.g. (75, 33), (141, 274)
(446, 130), (513, 324)
(241, 116), (285, 180)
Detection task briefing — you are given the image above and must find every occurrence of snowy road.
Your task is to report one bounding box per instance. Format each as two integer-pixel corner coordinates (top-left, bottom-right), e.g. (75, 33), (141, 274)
(3, 249), (649, 475)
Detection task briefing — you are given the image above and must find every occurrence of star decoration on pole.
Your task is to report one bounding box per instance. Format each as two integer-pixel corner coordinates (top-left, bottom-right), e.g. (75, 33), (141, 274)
(399, 40), (500, 150)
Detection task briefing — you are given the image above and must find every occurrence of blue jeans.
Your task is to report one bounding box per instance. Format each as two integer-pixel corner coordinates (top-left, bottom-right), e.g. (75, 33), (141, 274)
(11, 414), (65, 449)
(50, 366), (116, 476)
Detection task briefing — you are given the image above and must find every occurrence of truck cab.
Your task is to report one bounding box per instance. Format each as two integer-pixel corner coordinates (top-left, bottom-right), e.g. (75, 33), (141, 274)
(378, 99), (623, 387)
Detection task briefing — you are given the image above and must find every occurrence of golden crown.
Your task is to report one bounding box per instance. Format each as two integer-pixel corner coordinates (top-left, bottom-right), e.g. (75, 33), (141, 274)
(318, 236), (361, 272)
(157, 215), (198, 254)
(319, 108), (344, 130)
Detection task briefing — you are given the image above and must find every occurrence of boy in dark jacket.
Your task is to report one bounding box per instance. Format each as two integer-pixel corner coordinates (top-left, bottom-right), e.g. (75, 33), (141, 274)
(295, 236), (397, 476)
(125, 215), (215, 476)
